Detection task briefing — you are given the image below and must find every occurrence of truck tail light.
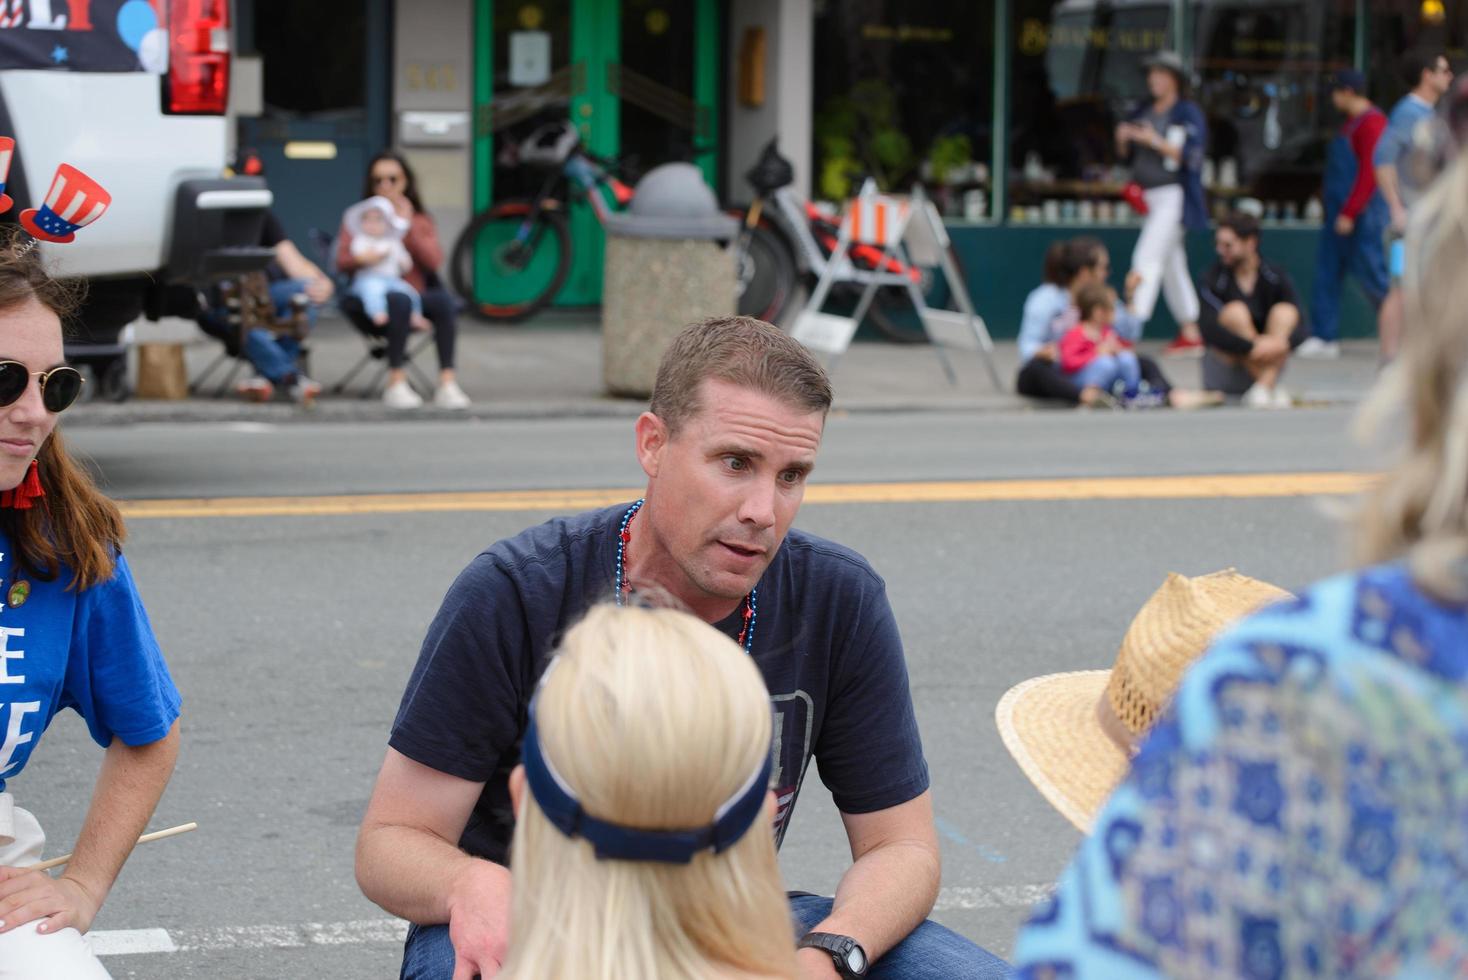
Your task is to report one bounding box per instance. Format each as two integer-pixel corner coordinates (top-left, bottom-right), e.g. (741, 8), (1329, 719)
(164, 0), (230, 115)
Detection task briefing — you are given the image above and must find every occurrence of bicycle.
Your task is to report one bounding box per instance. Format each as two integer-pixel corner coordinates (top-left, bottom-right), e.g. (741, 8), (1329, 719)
(451, 121), (791, 324)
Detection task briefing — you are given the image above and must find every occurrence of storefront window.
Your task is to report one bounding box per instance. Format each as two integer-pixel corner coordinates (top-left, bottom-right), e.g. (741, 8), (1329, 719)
(1009, 0), (1355, 227)
(811, 0), (994, 220)
(1193, 0), (1355, 225)
(1008, 0), (1173, 224)
(1367, 0), (1468, 109)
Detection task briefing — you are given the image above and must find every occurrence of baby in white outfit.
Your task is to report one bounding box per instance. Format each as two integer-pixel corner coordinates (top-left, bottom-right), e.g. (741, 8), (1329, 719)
(344, 196), (428, 328)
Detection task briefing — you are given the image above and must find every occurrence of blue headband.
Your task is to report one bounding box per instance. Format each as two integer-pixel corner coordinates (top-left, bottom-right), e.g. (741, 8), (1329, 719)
(522, 701), (773, 864)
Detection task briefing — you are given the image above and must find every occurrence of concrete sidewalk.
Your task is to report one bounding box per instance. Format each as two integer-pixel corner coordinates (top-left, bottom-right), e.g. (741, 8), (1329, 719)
(64, 310), (1384, 426)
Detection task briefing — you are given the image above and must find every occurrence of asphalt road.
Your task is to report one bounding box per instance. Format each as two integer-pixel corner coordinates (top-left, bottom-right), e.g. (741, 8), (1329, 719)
(17, 406), (1373, 978)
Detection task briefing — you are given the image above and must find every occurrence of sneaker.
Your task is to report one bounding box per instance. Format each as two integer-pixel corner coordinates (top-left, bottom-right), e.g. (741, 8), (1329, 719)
(433, 379), (471, 410)
(1242, 383), (1274, 409)
(289, 376), (322, 406)
(1296, 337), (1341, 359)
(236, 375), (274, 402)
(382, 379), (423, 409)
(1163, 335), (1205, 358)
(1123, 390), (1168, 410)
(1271, 386), (1294, 409)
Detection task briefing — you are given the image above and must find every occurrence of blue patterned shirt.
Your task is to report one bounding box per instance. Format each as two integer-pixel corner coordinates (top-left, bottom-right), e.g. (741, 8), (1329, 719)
(1014, 563), (1468, 979)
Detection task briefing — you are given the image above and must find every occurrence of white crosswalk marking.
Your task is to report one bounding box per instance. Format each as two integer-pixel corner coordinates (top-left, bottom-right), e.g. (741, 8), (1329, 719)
(85, 928), (176, 955)
(935, 884), (1052, 911)
(85, 888), (1051, 957)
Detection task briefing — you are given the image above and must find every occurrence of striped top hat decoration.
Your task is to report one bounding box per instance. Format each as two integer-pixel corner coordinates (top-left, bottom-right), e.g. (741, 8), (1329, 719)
(20, 163), (111, 244)
(0, 137), (14, 215)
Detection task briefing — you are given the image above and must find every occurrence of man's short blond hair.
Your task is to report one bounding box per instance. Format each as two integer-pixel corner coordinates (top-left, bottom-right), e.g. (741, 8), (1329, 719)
(649, 316), (832, 433)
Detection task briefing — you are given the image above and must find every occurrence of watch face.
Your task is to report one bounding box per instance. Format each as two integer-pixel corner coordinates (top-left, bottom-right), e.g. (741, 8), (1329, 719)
(845, 946), (867, 973)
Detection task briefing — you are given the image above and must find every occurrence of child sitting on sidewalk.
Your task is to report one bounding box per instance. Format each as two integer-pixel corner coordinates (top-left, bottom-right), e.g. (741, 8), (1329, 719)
(343, 196), (429, 330)
(1061, 282), (1142, 402)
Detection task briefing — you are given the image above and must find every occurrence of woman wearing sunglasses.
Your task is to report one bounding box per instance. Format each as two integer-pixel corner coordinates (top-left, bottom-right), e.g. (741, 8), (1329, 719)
(335, 151), (470, 410)
(0, 232), (181, 977)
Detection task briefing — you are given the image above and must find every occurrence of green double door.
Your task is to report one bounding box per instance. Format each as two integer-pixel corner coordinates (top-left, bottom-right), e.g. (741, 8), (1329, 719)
(474, 0), (722, 307)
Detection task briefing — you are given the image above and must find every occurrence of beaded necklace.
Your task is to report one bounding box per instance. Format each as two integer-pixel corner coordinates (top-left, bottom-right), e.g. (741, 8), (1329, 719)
(615, 499), (758, 654)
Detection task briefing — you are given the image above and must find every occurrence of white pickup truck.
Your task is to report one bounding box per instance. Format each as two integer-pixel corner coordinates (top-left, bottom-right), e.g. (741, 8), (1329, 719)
(0, 0), (272, 397)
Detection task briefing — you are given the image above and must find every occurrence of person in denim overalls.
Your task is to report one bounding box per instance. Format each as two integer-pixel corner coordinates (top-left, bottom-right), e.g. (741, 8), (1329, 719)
(1303, 69), (1389, 358)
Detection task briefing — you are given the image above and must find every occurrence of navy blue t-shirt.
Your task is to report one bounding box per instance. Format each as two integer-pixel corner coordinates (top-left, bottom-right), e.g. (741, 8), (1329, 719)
(390, 503), (929, 865)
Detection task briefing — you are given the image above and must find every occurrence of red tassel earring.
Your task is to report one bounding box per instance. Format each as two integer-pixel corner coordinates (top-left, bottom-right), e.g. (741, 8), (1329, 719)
(0, 460), (44, 510)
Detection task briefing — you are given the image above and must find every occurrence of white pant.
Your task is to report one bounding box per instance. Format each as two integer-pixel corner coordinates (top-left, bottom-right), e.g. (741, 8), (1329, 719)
(0, 794), (111, 979)
(1129, 184), (1200, 328)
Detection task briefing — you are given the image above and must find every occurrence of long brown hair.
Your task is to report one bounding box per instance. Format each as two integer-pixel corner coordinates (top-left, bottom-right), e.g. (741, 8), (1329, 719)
(0, 230), (124, 590)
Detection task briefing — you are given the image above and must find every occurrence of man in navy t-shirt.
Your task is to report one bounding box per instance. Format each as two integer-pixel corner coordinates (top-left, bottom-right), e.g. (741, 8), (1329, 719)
(356, 317), (1008, 980)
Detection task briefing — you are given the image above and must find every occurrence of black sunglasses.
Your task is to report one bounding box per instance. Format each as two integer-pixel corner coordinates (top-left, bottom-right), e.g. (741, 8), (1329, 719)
(0, 361), (84, 413)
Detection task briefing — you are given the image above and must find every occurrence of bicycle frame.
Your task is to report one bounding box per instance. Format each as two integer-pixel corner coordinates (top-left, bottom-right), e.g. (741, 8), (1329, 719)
(503, 152), (635, 259)
(767, 186), (921, 288)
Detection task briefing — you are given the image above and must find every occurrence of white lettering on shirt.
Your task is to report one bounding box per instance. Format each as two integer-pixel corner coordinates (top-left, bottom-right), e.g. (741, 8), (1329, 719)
(0, 626), (24, 685)
(0, 701), (39, 777)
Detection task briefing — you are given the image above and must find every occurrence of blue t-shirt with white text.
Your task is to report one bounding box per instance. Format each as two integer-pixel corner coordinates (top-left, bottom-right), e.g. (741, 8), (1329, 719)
(0, 536), (180, 792)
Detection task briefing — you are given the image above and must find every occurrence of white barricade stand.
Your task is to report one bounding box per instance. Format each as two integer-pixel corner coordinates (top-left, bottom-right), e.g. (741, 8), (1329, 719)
(789, 180), (1000, 387)
(903, 186), (1002, 388)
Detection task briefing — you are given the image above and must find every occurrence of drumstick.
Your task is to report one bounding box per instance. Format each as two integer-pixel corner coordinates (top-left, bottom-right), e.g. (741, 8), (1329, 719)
(26, 822), (197, 872)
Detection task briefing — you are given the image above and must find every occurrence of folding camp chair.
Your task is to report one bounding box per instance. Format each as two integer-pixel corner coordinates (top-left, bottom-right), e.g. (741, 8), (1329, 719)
(189, 273), (312, 398)
(308, 227), (436, 399)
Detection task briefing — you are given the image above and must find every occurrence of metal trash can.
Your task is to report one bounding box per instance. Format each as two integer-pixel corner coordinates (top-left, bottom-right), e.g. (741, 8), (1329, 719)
(602, 163), (739, 398)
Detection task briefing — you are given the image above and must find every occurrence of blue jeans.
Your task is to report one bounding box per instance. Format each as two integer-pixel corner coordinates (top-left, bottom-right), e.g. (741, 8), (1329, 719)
(789, 893), (1010, 979)
(1071, 351), (1140, 397)
(241, 329), (302, 384)
(399, 894), (1011, 979)
(1309, 213), (1388, 341)
(267, 278), (320, 329)
(229, 278), (316, 383)
(353, 273), (421, 320)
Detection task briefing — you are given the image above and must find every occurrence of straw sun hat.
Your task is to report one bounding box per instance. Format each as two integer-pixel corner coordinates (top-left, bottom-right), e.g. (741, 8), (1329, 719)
(995, 570), (1292, 833)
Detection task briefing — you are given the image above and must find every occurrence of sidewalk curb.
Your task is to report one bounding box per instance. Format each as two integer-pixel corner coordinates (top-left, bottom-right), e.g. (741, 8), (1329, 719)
(61, 392), (1364, 427)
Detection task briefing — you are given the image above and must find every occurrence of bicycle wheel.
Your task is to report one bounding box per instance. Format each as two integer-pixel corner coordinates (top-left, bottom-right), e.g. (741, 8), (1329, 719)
(866, 289), (929, 344)
(865, 244), (971, 345)
(734, 224), (797, 324)
(451, 199), (572, 322)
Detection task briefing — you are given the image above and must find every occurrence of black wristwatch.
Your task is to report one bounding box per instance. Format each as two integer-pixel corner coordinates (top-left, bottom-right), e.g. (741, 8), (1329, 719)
(798, 932), (869, 978)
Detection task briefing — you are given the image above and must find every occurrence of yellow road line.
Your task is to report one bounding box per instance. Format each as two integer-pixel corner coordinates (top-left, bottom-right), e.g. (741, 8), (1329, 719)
(114, 471), (1375, 520)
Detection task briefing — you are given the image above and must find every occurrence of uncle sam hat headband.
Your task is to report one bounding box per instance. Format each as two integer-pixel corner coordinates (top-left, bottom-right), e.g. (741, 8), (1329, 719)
(0, 139), (113, 249)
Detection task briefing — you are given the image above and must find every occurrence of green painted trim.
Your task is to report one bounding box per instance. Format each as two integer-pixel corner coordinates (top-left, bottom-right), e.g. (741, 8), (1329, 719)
(562, 0), (620, 305)
(945, 223), (1378, 339)
(473, 0), (494, 215)
(992, 0), (1009, 224)
(693, 0), (720, 187)
(570, 0), (619, 159)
